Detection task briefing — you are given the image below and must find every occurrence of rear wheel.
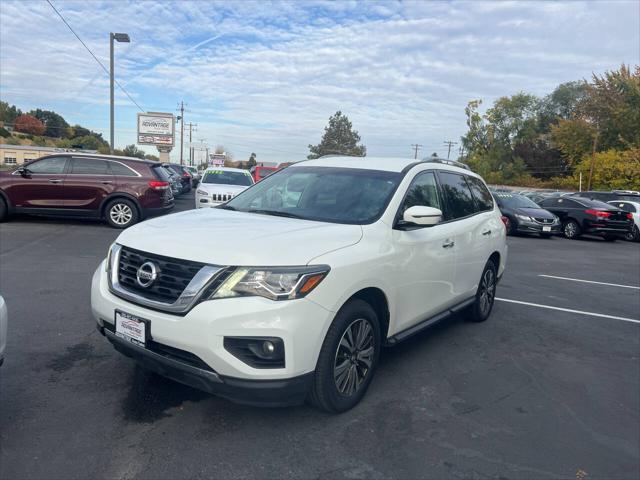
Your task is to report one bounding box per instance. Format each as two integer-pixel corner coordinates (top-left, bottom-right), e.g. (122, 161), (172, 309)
(624, 225), (640, 242)
(105, 198), (139, 229)
(467, 259), (497, 323)
(563, 219), (581, 239)
(308, 299), (380, 413)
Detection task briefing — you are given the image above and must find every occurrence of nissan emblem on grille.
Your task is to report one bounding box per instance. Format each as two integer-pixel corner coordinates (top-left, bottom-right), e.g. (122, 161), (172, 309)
(136, 261), (159, 288)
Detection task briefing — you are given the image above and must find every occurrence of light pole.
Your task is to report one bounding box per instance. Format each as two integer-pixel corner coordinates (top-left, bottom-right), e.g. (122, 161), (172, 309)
(110, 32), (130, 154)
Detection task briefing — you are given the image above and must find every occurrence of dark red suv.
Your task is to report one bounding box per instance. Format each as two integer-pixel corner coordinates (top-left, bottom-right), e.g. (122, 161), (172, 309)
(0, 153), (174, 228)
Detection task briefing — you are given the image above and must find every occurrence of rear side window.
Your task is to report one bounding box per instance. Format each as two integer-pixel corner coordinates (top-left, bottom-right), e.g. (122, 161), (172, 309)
(466, 176), (494, 211)
(399, 171), (441, 216)
(437, 171), (476, 220)
(109, 161), (138, 176)
(27, 156), (68, 174)
(557, 198), (581, 208)
(70, 158), (110, 175)
(152, 165), (171, 181)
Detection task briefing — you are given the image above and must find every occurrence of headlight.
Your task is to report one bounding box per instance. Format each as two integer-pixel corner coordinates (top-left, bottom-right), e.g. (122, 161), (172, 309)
(196, 189), (208, 196)
(211, 266), (330, 301)
(515, 214), (532, 221)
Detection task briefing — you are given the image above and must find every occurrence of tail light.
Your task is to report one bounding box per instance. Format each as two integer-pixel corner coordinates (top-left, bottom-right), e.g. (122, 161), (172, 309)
(182, 171), (191, 178)
(627, 213), (633, 220)
(585, 209), (611, 218)
(148, 180), (169, 190)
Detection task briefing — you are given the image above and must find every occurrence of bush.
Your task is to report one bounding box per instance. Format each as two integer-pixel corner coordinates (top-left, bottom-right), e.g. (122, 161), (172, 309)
(0, 127), (10, 138)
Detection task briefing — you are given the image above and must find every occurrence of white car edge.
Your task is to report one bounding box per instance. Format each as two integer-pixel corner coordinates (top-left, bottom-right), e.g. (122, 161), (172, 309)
(91, 156), (507, 412)
(0, 295), (7, 366)
(608, 200), (640, 241)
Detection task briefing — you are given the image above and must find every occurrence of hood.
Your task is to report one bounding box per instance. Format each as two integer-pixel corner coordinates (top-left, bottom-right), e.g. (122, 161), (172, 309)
(516, 207), (555, 219)
(197, 183), (249, 194)
(116, 208), (363, 266)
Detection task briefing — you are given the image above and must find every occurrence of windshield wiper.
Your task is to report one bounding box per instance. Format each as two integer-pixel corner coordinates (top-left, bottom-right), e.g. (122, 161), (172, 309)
(248, 209), (303, 219)
(217, 205), (236, 211)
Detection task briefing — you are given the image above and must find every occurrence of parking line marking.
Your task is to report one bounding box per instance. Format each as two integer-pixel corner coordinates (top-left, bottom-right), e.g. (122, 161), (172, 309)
(538, 275), (640, 290)
(495, 298), (640, 324)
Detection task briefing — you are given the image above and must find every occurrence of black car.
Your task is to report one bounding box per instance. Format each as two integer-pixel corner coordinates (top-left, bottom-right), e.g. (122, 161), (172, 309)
(574, 190), (640, 203)
(163, 163), (192, 193)
(539, 196), (633, 241)
(493, 193), (560, 237)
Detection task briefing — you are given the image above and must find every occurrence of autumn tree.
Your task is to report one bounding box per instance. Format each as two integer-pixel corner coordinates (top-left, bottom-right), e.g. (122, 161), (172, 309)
(308, 111), (366, 159)
(14, 114), (45, 135)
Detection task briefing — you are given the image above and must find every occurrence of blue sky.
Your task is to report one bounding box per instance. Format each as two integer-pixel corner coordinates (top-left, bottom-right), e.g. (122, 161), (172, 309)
(1, 0), (638, 163)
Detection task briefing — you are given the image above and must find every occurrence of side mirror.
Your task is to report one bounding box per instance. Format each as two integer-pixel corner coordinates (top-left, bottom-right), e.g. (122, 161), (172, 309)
(17, 167), (29, 177)
(403, 206), (442, 226)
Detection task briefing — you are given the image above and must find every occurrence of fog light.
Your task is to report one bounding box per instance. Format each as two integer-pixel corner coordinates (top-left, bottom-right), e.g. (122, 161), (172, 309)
(263, 341), (275, 355)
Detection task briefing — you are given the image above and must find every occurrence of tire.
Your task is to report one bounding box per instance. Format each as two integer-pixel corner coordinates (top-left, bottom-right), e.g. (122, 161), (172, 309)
(308, 299), (381, 413)
(467, 259), (498, 323)
(602, 235), (617, 242)
(624, 225), (640, 242)
(563, 219), (581, 239)
(104, 198), (139, 229)
(0, 196), (7, 222)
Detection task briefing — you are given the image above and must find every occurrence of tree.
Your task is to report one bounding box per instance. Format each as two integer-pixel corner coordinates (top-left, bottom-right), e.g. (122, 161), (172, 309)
(572, 148), (640, 190)
(28, 109), (70, 138)
(308, 111), (366, 159)
(14, 114), (45, 135)
(69, 135), (104, 150)
(550, 118), (595, 166)
(121, 144), (146, 159)
(248, 152), (257, 168)
(0, 101), (22, 124)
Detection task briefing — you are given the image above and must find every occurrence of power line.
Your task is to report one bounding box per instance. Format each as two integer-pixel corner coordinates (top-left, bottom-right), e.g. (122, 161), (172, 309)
(45, 0), (144, 112)
(411, 144), (422, 160)
(443, 140), (458, 159)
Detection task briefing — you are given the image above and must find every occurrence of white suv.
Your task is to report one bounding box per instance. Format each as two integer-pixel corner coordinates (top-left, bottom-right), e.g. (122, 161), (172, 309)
(92, 156), (506, 412)
(195, 167), (254, 208)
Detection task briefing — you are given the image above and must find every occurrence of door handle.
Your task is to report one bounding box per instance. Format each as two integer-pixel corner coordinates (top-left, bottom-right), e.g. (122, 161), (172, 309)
(48, 179), (62, 184)
(482, 230), (492, 236)
(101, 181), (113, 185)
(442, 240), (455, 249)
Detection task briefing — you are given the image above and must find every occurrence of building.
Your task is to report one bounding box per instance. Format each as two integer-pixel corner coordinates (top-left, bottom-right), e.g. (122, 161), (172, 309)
(0, 144), (98, 166)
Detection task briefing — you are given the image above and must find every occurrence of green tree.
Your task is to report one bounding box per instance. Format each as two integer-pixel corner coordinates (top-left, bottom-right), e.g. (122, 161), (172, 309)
(28, 109), (70, 138)
(247, 152), (257, 168)
(308, 111), (366, 159)
(0, 101), (22, 124)
(121, 144), (146, 159)
(572, 148), (640, 190)
(550, 118), (595, 165)
(69, 135), (103, 150)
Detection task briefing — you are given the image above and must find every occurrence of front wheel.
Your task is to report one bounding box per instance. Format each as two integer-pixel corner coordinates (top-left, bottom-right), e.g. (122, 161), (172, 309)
(467, 259), (497, 323)
(624, 225), (639, 242)
(105, 199), (139, 229)
(308, 299), (380, 413)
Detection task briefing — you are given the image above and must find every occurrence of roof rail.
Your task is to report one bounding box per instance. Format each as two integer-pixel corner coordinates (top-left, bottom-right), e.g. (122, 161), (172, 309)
(422, 157), (470, 170)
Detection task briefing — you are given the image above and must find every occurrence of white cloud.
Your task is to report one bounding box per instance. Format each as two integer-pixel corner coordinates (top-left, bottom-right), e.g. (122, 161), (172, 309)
(0, 0), (638, 161)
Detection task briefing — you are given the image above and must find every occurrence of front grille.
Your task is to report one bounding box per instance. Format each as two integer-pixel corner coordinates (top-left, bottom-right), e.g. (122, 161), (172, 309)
(213, 193), (233, 202)
(118, 247), (206, 303)
(534, 217), (554, 224)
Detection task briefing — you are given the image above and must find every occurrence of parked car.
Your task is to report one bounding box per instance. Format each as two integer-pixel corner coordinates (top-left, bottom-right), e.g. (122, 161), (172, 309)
(250, 165), (278, 182)
(195, 167), (254, 209)
(0, 154), (174, 228)
(574, 190), (640, 203)
(184, 166), (200, 187)
(92, 156), (506, 412)
(539, 196), (633, 240)
(0, 294), (6, 366)
(493, 193), (560, 237)
(163, 163), (192, 193)
(162, 165), (183, 197)
(608, 200), (640, 242)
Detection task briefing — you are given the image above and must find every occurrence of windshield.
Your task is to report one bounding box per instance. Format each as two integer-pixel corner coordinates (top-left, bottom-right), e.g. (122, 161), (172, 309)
(202, 170), (253, 186)
(225, 166), (402, 224)
(495, 193), (541, 209)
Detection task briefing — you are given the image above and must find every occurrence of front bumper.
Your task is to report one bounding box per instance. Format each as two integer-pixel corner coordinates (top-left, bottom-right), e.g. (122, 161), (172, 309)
(98, 325), (313, 406)
(195, 195), (223, 208)
(91, 262), (333, 402)
(515, 219), (561, 234)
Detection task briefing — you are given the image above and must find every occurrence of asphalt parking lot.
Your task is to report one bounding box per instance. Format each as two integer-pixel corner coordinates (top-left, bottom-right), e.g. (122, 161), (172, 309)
(1, 192), (639, 480)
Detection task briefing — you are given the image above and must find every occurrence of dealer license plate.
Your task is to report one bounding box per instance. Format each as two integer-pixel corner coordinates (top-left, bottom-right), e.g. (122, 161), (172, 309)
(542, 226), (551, 232)
(115, 311), (148, 347)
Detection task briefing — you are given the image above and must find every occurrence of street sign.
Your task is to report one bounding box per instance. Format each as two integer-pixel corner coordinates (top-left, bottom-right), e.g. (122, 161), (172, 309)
(137, 112), (174, 147)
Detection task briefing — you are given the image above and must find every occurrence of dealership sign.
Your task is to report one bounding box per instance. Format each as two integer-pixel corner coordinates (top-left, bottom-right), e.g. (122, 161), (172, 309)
(137, 112), (174, 147)
(209, 153), (226, 166)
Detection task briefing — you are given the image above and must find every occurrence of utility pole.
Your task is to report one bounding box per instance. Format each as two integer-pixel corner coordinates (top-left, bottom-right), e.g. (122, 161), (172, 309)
(587, 128), (599, 191)
(185, 122), (198, 166)
(443, 140), (458, 159)
(411, 144), (422, 159)
(109, 32), (130, 154)
(177, 101), (185, 165)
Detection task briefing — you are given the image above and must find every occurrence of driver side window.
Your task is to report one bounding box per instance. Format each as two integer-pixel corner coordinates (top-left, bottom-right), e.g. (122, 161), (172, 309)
(399, 171), (441, 217)
(26, 156), (68, 174)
